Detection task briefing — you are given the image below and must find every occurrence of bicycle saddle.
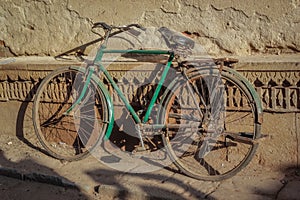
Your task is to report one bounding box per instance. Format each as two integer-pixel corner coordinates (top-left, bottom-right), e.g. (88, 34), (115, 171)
(158, 27), (195, 53)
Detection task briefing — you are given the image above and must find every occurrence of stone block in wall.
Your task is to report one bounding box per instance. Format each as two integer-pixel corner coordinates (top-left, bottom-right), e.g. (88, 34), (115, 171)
(236, 59), (300, 113)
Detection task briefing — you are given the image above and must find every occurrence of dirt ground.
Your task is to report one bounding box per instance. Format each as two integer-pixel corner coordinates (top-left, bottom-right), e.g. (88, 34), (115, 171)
(0, 176), (88, 200)
(1, 131), (300, 200)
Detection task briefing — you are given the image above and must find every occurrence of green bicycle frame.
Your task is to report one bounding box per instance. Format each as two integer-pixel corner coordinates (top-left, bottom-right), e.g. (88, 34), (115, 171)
(67, 43), (175, 127)
(99, 48), (175, 124)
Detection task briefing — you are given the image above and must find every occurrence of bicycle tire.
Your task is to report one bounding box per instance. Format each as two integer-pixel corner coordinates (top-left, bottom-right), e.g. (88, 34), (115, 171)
(33, 67), (109, 161)
(160, 66), (261, 181)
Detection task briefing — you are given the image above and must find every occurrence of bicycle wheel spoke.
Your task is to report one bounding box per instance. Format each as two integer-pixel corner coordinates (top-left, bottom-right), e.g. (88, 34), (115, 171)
(226, 111), (253, 124)
(168, 113), (201, 122)
(33, 68), (109, 161)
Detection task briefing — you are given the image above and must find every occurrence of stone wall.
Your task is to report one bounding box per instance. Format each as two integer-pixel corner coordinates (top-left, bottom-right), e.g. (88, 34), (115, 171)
(0, 0), (299, 57)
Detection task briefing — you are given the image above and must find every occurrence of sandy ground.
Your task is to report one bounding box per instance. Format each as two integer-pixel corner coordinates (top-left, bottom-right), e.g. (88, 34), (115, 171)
(0, 132), (300, 200)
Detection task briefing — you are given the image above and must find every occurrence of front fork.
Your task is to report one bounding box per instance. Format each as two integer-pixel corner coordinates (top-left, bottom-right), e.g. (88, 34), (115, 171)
(64, 66), (95, 115)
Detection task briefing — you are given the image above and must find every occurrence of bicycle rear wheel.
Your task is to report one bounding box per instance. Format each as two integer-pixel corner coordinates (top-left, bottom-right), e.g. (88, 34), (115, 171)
(161, 66), (261, 181)
(33, 67), (109, 161)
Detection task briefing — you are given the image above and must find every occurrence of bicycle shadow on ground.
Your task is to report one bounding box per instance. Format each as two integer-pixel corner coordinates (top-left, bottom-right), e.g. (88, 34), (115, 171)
(15, 81), (52, 157)
(85, 167), (215, 200)
(0, 150), (88, 200)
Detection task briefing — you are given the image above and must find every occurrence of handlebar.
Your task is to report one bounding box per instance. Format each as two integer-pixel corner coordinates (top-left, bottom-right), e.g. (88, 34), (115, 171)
(91, 22), (146, 46)
(92, 22), (146, 31)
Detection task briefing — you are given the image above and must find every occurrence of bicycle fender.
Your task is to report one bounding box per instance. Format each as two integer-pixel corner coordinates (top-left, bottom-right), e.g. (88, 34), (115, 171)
(225, 67), (263, 124)
(69, 66), (114, 140)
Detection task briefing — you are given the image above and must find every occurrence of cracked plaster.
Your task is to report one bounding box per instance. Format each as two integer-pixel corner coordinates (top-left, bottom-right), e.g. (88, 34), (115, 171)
(0, 0), (299, 56)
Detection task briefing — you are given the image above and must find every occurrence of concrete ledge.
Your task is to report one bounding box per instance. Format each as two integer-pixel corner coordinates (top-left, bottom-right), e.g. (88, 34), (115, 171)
(0, 165), (78, 188)
(0, 55), (299, 112)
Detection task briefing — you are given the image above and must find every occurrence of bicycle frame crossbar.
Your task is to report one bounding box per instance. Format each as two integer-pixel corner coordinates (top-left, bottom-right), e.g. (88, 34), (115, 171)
(101, 49), (174, 124)
(103, 49), (171, 54)
(67, 47), (175, 125)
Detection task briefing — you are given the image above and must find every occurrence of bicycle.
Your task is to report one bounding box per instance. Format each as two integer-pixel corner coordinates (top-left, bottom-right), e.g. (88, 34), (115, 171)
(32, 22), (263, 181)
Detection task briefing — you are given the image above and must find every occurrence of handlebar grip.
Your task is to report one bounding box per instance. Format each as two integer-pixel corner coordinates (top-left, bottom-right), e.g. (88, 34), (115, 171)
(93, 22), (112, 30)
(92, 22), (146, 32)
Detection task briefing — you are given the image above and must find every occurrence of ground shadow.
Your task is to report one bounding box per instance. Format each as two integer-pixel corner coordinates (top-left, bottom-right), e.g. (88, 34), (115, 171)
(0, 150), (88, 200)
(241, 164), (300, 200)
(86, 168), (214, 200)
(274, 165), (300, 199)
(15, 81), (51, 157)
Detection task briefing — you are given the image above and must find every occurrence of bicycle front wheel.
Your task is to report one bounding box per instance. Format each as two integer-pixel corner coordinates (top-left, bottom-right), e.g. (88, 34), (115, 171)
(33, 67), (109, 161)
(161, 66), (261, 181)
